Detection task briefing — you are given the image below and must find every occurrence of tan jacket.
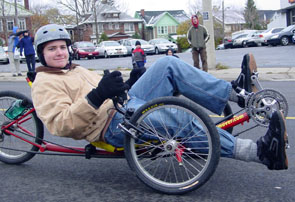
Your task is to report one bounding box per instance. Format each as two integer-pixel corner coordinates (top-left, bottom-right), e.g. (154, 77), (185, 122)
(31, 64), (115, 142)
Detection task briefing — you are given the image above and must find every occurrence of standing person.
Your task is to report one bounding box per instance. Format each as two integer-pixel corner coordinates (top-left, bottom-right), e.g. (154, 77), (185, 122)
(7, 26), (22, 77)
(31, 24), (288, 171)
(187, 15), (209, 72)
(19, 31), (36, 72)
(132, 40), (146, 68)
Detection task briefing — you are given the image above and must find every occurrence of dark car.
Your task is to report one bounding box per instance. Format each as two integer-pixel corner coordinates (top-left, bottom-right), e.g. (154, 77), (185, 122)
(223, 38), (233, 49)
(72, 41), (99, 60)
(267, 25), (295, 46)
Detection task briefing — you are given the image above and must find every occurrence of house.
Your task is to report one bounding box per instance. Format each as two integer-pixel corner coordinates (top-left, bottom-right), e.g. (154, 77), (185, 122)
(134, 9), (190, 41)
(268, 0), (295, 28)
(0, 0), (33, 46)
(213, 9), (246, 37)
(70, 3), (143, 44)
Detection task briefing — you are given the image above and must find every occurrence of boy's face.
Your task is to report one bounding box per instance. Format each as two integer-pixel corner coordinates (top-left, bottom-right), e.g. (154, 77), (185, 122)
(192, 17), (199, 25)
(43, 40), (69, 68)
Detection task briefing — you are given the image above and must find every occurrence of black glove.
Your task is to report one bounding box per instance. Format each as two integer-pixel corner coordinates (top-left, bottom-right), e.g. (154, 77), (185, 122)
(125, 68), (146, 89)
(87, 71), (129, 109)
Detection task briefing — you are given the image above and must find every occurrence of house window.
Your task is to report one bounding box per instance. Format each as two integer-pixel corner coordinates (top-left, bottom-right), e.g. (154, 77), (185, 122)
(7, 20), (14, 31)
(113, 13), (119, 18)
(115, 23), (119, 30)
(124, 23), (134, 32)
(157, 26), (168, 35)
(19, 19), (26, 30)
(108, 23), (113, 30)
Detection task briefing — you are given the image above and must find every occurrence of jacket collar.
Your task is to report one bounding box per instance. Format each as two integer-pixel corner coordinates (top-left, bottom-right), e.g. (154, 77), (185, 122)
(36, 63), (79, 73)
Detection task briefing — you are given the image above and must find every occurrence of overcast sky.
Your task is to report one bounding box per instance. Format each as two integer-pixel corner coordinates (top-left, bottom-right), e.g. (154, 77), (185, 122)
(31, 0), (281, 15)
(124, 0), (281, 15)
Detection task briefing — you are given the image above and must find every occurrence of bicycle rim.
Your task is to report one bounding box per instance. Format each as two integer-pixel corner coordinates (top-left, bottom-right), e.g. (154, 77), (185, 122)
(124, 97), (220, 194)
(0, 91), (43, 164)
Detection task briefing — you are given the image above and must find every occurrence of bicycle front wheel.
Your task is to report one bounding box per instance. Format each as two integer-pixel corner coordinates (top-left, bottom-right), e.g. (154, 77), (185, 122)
(0, 91), (44, 164)
(124, 96), (220, 194)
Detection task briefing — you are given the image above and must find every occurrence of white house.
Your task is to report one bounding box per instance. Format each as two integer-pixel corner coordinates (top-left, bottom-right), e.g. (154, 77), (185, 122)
(268, 0), (295, 28)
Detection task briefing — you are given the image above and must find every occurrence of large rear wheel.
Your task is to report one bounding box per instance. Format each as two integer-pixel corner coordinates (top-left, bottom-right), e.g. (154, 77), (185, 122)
(0, 91), (44, 164)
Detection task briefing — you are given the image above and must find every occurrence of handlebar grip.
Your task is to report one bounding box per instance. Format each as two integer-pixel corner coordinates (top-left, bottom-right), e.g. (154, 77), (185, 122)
(103, 69), (110, 76)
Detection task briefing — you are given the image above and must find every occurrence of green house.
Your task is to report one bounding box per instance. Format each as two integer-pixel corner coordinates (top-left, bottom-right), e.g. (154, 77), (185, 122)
(135, 9), (189, 41)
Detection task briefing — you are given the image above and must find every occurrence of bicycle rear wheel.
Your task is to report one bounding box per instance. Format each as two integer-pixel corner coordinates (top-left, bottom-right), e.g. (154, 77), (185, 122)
(0, 91), (44, 164)
(124, 96), (220, 194)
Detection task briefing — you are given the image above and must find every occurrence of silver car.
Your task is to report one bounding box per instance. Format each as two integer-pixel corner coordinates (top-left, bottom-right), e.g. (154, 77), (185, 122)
(120, 39), (155, 55)
(246, 27), (284, 46)
(0, 46), (9, 64)
(148, 38), (178, 54)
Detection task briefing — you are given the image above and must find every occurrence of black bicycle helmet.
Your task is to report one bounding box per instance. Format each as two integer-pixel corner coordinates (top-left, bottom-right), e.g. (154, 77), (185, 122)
(35, 24), (72, 67)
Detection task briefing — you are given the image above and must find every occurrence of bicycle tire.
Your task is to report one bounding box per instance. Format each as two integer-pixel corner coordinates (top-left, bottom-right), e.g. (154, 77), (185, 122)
(124, 96), (220, 194)
(0, 91), (44, 164)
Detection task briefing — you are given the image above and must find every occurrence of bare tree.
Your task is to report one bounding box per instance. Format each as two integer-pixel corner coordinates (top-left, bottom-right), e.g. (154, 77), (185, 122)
(0, 0), (8, 44)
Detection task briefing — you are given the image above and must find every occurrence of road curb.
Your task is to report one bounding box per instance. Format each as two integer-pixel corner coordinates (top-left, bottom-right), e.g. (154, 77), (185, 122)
(1, 67), (295, 82)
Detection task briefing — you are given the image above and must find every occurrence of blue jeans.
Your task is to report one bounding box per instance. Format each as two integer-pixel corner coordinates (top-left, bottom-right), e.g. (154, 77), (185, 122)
(25, 54), (36, 72)
(104, 56), (235, 158)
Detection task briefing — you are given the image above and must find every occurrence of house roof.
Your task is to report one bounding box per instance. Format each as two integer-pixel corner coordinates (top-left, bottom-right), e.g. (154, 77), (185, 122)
(2, 0), (33, 17)
(82, 4), (142, 24)
(135, 10), (190, 25)
(257, 10), (277, 21)
(213, 10), (245, 24)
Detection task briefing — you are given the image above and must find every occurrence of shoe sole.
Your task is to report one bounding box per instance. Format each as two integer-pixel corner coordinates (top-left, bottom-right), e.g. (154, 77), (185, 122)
(248, 53), (258, 93)
(275, 110), (288, 170)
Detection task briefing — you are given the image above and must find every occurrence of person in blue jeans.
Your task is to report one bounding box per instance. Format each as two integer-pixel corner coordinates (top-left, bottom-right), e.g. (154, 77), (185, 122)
(32, 24), (288, 172)
(19, 31), (36, 72)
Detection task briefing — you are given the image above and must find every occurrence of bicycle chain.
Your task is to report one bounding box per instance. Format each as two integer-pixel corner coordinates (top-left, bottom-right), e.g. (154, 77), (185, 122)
(245, 89), (288, 127)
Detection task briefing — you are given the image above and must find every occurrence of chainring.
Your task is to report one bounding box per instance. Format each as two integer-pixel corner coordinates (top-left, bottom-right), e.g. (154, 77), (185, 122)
(245, 89), (288, 127)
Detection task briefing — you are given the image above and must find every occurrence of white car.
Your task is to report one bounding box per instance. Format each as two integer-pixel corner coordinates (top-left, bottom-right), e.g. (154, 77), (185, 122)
(0, 46), (9, 64)
(3, 46), (39, 63)
(96, 41), (128, 58)
(148, 38), (178, 54)
(120, 39), (155, 55)
(232, 30), (260, 48)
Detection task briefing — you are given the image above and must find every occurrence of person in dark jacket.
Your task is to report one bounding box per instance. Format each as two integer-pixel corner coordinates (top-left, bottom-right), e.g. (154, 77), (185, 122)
(19, 31), (36, 72)
(132, 40), (146, 68)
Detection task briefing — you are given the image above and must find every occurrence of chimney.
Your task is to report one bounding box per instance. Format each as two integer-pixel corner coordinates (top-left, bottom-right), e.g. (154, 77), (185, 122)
(140, 9), (145, 17)
(24, 0), (29, 10)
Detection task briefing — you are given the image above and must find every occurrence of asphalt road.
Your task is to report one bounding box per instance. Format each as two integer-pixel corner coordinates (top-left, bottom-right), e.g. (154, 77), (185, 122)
(0, 80), (294, 202)
(0, 45), (294, 73)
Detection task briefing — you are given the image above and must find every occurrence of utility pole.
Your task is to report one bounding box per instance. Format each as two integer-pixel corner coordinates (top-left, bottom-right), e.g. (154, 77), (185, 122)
(222, 0), (225, 43)
(202, 0), (216, 70)
(14, 0), (18, 27)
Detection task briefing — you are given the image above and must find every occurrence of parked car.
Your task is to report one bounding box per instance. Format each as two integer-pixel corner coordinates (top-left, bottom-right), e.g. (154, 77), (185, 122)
(2, 46), (39, 64)
(267, 25), (295, 46)
(120, 39), (155, 55)
(96, 41), (127, 58)
(246, 28), (284, 47)
(244, 29), (287, 47)
(293, 33), (295, 44)
(223, 38), (233, 49)
(148, 38), (178, 54)
(0, 46), (9, 64)
(72, 41), (99, 60)
(232, 30), (260, 48)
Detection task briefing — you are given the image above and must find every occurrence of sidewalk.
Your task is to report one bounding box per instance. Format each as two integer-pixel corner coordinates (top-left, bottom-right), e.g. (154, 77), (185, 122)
(1, 67), (295, 82)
